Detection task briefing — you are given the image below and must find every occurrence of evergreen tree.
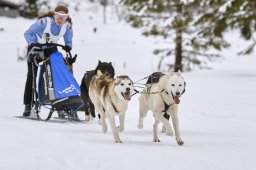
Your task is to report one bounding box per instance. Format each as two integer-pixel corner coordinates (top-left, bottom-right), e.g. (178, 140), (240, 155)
(101, 0), (108, 24)
(202, 0), (256, 55)
(121, 0), (229, 71)
(20, 0), (39, 18)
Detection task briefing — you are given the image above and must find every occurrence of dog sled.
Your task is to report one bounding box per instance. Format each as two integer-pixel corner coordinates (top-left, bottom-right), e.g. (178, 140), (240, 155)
(27, 43), (83, 121)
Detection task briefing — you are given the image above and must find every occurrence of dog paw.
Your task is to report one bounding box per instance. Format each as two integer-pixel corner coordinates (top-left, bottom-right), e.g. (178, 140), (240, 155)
(101, 126), (107, 133)
(89, 115), (94, 120)
(115, 139), (123, 143)
(161, 126), (166, 133)
(102, 129), (107, 133)
(153, 138), (161, 143)
(176, 139), (184, 146)
(137, 123), (144, 129)
(84, 115), (90, 122)
(117, 126), (124, 132)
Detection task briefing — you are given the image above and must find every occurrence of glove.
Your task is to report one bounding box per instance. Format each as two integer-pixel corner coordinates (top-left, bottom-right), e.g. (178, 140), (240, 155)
(62, 45), (71, 52)
(28, 43), (41, 52)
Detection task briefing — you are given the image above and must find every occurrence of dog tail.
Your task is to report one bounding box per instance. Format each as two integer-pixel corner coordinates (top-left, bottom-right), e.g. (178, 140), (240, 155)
(97, 70), (103, 76)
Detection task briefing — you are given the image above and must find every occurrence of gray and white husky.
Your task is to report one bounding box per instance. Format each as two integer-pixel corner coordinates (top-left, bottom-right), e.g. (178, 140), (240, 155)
(89, 70), (134, 143)
(137, 70), (186, 146)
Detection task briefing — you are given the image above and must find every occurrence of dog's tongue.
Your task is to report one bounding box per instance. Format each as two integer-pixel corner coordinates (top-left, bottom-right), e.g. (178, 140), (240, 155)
(174, 96), (180, 104)
(123, 92), (131, 101)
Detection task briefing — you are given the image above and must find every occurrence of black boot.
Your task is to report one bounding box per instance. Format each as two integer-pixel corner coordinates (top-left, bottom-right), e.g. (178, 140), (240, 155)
(23, 104), (31, 117)
(69, 111), (80, 121)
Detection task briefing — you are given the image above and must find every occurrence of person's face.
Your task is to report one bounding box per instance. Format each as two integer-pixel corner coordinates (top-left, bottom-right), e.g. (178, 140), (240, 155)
(54, 11), (68, 26)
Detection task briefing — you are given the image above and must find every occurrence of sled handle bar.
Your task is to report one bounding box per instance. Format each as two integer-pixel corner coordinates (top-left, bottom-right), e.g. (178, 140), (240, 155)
(31, 43), (74, 59)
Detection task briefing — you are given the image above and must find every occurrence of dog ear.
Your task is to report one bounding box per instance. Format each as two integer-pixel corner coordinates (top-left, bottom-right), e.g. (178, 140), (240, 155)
(177, 70), (182, 76)
(109, 62), (112, 65)
(167, 69), (176, 76)
(98, 60), (102, 64)
(168, 71), (174, 77)
(114, 77), (121, 85)
(97, 70), (103, 76)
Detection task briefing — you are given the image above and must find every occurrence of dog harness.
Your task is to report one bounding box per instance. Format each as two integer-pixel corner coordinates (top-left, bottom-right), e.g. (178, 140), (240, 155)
(146, 86), (173, 113)
(37, 17), (68, 44)
(160, 90), (174, 113)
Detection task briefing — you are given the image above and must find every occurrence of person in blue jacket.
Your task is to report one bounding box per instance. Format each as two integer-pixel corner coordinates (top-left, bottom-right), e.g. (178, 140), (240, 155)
(23, 5), (73, 117)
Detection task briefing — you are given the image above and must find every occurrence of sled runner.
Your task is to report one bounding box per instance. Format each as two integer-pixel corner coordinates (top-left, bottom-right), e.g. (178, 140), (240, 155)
(27, 43), (83, 121)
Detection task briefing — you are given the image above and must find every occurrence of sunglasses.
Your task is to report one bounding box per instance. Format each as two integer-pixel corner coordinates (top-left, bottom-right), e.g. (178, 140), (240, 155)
(54, 12), (69, 20)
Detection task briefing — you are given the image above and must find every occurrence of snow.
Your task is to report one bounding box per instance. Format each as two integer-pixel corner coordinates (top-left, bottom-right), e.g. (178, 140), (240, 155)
(1, 3), (256, 170)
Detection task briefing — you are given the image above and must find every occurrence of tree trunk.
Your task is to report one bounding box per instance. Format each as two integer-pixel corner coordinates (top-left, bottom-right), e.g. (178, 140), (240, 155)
(174, 27), (182, 72)
(103, 4), (106, 24)
(174, 3), (183, 72)
(102, 0), (107, 24)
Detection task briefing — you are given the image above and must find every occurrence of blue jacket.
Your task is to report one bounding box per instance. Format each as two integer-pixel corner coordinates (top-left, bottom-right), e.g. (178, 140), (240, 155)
(24, 17), (73, 48)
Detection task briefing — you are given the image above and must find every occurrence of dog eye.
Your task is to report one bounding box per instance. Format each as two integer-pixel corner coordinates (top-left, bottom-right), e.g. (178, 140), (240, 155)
(120, 83), (124, 86)
(171, 84), (175, 86)
(179, 84), (182, 86)
(128, 83), (131, 86)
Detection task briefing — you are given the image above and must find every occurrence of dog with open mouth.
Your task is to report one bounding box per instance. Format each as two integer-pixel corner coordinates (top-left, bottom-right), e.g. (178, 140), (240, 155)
(89, 70), (134, 143)
(137, 70), (186, 146)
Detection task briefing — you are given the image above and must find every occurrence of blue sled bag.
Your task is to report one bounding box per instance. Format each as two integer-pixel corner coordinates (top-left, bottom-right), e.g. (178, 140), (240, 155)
(38, 52), (83, 111)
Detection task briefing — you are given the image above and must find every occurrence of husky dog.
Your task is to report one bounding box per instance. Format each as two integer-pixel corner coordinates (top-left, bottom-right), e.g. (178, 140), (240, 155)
(89, 71), (134, 143)
(137, 70), (186, 146)
(80, 60), (115, 122)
